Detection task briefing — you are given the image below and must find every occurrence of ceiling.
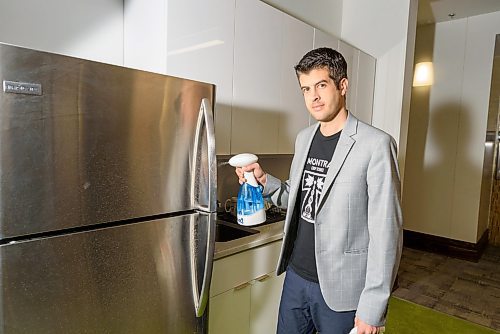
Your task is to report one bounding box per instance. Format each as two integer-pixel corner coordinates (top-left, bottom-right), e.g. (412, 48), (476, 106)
(418, 0), (500, 25)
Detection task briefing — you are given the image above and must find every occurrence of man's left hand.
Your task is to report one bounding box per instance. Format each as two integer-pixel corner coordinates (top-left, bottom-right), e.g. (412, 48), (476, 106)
(354, 317), (383, 334)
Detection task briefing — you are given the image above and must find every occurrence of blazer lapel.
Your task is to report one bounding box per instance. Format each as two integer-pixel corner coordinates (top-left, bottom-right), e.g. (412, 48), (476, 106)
(317, 114), (358, 209)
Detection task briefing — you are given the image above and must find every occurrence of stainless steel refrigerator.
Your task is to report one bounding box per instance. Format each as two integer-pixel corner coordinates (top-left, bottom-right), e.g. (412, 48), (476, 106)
(0, 43), (216, 333)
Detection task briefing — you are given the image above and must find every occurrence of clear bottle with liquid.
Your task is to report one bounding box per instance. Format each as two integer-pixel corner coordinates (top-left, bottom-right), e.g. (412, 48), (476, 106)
(236, 171), (266, 226)
(228, 153), (266, 226)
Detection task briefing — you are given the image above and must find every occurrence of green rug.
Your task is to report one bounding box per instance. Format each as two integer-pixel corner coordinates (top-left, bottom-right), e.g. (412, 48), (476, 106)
(385, 297), (499, 333)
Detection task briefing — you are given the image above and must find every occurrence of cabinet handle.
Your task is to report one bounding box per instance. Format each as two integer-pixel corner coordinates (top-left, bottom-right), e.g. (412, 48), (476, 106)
(234, 282), (251, 291)
(256, 274), (270, 282)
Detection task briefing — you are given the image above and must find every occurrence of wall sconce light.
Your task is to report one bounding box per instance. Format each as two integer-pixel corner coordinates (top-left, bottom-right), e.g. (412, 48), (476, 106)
(413, 62), (434, 87)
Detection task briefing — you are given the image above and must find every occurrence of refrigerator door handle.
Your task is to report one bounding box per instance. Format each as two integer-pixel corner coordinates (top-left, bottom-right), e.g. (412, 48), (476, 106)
(192, 97), (217, 212)
(192, 212), (216, 317)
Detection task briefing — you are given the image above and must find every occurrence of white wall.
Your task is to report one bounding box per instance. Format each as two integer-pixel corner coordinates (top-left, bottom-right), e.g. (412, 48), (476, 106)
(462, 12), (500, 241)
(0, 0), (123, 65)
(341, 0), (412, 59)
(340, 0), (418, 185)
(261, 0), (343, 38)
(404, 11), (500, 243)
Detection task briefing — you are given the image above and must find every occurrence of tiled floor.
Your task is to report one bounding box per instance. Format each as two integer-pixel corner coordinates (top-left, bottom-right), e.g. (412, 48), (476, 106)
(393, 245), (500, 331)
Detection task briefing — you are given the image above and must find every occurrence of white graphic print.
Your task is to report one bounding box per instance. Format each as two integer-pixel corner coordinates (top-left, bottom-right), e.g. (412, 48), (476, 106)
(301, 170), (326, 223)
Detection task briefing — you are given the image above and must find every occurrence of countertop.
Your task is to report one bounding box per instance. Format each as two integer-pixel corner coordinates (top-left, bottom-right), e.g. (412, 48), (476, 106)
(214, 220), (285, 260)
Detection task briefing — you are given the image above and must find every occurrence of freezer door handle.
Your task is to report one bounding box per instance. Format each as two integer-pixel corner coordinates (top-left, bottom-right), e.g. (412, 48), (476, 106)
(192, 98), (217, 212)
(192, 212), (215, 317)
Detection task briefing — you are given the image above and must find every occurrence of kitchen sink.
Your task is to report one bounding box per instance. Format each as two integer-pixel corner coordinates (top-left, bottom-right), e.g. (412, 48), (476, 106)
(215, 220), (259, 242)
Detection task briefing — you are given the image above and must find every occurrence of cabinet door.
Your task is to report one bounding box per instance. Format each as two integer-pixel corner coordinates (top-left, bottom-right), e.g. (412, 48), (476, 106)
(313, 28), (339, 50)
(124, 0), (166, 73)
(311, 29), (340, 127)
(354, 50), (376, 124)
(210, 240), (283, 297)
(313, 30), (375, 125)
(339, 40), (359, 117)
(249, 272), (285, 334)
(231, 0), (283, 154)
(0, 0), (123, 66)
(166, 0), (235, 155)
(209, 240), (283, 333)
(278, 14), (314, 154)
(209, 284), (251, 334)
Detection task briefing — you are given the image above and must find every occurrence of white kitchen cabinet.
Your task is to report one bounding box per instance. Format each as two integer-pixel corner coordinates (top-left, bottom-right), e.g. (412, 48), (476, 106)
(124, 0), (235, 155)
(209, 282), (251, 334)
(231, 0), (312, 154)
(313, 30), (376, 125)
(124, 0), (167, 73)
(339, 40), (377, 125)
(339, 40), (359, 118)
(209, 240), (283, 334)
(313, 28), (340, 50)
(354, 50), (376, 125)
(209, 274), (285, 334)
(249, 271), (285, 334)
(1, 0), (123, 66)
(278, 14), (314, 154)
(123, 0), (376, 154)
(231, 0), (283, 154)
(310, 29), (341, 127)
(165, 0), (235, 155)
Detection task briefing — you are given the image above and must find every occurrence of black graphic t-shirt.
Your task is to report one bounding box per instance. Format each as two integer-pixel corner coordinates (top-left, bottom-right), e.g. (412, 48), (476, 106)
(289, 128), (341, 282)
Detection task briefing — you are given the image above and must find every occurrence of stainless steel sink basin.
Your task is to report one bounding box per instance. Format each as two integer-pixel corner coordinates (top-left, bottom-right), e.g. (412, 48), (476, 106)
(215, 220), (259, 242)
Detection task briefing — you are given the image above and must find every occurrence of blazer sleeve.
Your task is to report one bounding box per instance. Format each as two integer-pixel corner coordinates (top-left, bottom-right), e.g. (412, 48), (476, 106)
(261, 126), (307, 210)
(262, 174), (290, 210)
(356, 135), (403, 326)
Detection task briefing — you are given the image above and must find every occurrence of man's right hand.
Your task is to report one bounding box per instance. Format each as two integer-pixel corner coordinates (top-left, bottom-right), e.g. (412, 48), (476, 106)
(235, 163), (267, 186)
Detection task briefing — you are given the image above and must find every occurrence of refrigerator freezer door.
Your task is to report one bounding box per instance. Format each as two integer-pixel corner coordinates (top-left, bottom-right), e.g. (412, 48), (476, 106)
(0, 43), (215, 239)
(0, 212), (215, 333)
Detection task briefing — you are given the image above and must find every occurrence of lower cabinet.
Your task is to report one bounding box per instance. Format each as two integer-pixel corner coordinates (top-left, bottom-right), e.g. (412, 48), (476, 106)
(249, 271), (285, 334)
(209, 282), (251, 334)
(209, 240), (284, 334)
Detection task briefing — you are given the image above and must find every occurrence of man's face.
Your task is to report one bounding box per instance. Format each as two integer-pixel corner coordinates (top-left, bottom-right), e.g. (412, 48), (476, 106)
(298, 67), (347, 124)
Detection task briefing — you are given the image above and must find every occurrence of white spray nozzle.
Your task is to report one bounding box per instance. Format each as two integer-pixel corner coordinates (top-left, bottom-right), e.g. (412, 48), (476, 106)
(228, 153), (258, 167)
(229, 153), (259, 187)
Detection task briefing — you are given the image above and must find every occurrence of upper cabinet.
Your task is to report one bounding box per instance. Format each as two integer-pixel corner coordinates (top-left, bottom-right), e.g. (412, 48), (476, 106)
(314, 29), (375, 125)
(231, 0), (313, 154)
(123, 0), (375, 155)
(278, 14), (314, 153)
(339, 40), (359, 118)
(231, 0), (283, 154)
(124, 0), (235, 155)
(339, 41), (376, 125)
(313, 29), (339, 51)
(354, 50), (376, 125)
(0, 0), (123, 65)
(165, 0), (235, 155)
(124, 0), (167, 73)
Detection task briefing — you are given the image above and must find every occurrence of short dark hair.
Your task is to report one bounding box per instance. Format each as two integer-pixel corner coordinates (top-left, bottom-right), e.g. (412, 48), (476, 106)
(294, 47), (348, 89)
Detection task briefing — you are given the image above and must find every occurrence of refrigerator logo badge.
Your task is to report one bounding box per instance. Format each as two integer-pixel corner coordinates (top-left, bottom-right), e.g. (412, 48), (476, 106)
(3, 80), (42, 96)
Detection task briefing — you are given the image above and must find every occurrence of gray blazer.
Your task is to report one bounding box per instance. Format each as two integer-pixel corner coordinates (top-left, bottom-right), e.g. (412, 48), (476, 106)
(263, 113), (403, 326)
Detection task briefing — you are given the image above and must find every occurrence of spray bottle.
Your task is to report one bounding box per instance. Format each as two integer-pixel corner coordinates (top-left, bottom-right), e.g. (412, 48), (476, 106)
(228, 153), (266, 226)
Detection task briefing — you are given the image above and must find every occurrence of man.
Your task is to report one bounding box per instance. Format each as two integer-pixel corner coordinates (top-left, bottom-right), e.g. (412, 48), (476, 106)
(235, 47), (402, 334)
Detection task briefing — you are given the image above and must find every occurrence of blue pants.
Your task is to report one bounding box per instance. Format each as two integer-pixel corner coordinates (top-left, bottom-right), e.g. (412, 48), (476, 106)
(277, 267), (356, 334)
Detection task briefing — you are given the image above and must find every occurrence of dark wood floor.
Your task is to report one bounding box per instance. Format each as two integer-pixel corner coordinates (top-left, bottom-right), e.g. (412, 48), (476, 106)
(393, 245), (500, 331)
